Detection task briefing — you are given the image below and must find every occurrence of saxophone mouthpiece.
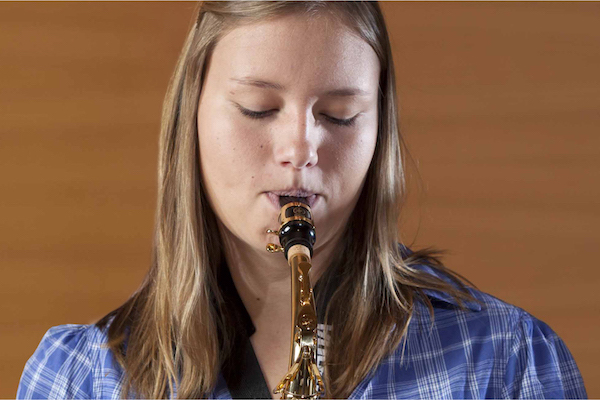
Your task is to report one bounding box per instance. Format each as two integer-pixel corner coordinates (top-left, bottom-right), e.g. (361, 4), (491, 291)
(279, 196), (309, 207)
(275, 197), (316, 259)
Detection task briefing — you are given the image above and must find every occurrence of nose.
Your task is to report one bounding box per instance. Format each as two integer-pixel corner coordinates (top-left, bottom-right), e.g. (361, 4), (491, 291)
(273, 109), (319, 169)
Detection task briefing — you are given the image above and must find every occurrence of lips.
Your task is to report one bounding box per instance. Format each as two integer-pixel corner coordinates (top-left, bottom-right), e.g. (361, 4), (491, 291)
(269, 189), (316, 197)
(265, 191), (318, 209)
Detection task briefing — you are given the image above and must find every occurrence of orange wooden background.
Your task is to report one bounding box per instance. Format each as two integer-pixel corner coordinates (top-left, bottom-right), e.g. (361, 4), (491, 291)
(1, 2), (598, 397)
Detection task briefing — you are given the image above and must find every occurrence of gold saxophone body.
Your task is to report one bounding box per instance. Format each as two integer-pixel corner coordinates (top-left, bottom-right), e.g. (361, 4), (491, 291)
(266, 198), (325, 399)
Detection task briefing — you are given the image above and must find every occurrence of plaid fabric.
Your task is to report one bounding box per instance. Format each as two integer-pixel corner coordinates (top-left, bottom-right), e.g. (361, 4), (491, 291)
(17, 272), (587, 399)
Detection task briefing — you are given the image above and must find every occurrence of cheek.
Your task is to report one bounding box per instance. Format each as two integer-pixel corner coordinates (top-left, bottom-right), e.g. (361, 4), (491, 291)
(198, 111), (264, 194)
(352, 118), (379, 175)
(354, 134), (377, 169)
(342, 142), (376, 196)
(328, 130), (377, 183)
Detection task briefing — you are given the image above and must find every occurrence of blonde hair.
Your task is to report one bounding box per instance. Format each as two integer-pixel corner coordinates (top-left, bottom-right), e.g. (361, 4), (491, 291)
(97, 2), (477, 398)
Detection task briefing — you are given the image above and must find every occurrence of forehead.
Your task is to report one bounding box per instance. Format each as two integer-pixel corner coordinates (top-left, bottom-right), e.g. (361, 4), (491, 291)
(208, 14), (380, 95)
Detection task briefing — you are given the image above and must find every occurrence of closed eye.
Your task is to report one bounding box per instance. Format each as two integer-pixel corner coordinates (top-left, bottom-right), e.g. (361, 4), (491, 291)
(237, 106), (275, 119)
(236, 105), (359, 127)
(323, 114), (358, 127)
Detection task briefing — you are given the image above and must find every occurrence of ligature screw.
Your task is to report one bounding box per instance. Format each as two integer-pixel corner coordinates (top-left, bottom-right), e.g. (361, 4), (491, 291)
(266, 243), (284, 253)
(266, 228), (279, 235)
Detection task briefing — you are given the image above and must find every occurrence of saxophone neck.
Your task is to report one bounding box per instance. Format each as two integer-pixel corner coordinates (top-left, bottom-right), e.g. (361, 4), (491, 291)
(268, 199), (326, 399)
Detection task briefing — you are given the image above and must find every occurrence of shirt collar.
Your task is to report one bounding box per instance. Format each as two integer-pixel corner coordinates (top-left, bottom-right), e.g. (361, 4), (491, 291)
(410, 262), (482, 312)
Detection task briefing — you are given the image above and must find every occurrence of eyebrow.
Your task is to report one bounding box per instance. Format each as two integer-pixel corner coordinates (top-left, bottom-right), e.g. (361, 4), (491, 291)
(229, 77), (371, 97)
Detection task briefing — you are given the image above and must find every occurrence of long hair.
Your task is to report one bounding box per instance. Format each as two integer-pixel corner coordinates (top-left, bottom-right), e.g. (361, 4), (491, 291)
(97, 2), (478, 398)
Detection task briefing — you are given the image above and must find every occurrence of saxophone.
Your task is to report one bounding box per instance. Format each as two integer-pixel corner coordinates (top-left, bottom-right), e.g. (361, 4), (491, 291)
(266, 196), (325, 399)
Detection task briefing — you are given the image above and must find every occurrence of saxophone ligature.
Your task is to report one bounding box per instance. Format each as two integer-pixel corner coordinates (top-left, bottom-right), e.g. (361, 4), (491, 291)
(266, 196), (325, 399)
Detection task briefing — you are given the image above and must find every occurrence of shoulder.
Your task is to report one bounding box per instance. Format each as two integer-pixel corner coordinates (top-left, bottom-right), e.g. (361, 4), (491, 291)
(498, 299), (588, 399)
(17, 323), (124, 399)
(404, 265), (588, 398)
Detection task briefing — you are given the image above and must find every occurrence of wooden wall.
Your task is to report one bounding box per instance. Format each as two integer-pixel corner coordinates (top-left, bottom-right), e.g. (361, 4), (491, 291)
(1, 2), (598, 397)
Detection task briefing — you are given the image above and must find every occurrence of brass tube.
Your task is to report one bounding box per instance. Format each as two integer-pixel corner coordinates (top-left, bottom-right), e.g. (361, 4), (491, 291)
(267, 201), (325, 398)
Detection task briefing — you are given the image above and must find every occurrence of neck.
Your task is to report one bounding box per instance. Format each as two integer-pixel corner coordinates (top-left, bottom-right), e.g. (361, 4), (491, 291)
(217, 221), (339, 330)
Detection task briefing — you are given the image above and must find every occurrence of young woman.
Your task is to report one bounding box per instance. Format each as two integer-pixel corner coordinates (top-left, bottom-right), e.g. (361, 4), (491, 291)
(17, 2), (586, 399)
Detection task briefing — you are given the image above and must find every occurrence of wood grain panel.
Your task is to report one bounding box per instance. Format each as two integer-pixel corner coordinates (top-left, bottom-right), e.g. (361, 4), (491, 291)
(0, 2), (196, 396)
(1, 2), (597, 397)
(383, 2), (600, 396)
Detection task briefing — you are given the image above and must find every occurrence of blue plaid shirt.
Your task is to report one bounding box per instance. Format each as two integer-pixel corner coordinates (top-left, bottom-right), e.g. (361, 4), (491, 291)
(17, 264), (587, 399)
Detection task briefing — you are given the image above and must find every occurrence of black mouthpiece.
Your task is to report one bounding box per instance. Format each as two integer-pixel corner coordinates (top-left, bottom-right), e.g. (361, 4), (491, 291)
(279, 196), (308, 207)
(278, 198), (316, 259)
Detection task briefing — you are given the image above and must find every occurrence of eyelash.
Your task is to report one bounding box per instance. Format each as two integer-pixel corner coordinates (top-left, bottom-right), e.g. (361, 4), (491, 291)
(237, 106), (358, 128)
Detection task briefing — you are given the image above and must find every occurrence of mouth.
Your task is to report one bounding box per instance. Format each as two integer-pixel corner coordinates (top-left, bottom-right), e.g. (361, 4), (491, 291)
(265, 190), (319, 209)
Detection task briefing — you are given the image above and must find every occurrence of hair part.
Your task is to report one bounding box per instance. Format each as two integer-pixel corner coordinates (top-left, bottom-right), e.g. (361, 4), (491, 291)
(97, 2), (479, 398)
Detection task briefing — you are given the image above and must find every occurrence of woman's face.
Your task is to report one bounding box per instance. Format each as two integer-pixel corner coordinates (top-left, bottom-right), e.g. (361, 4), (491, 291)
(197, 13), (380, 257)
